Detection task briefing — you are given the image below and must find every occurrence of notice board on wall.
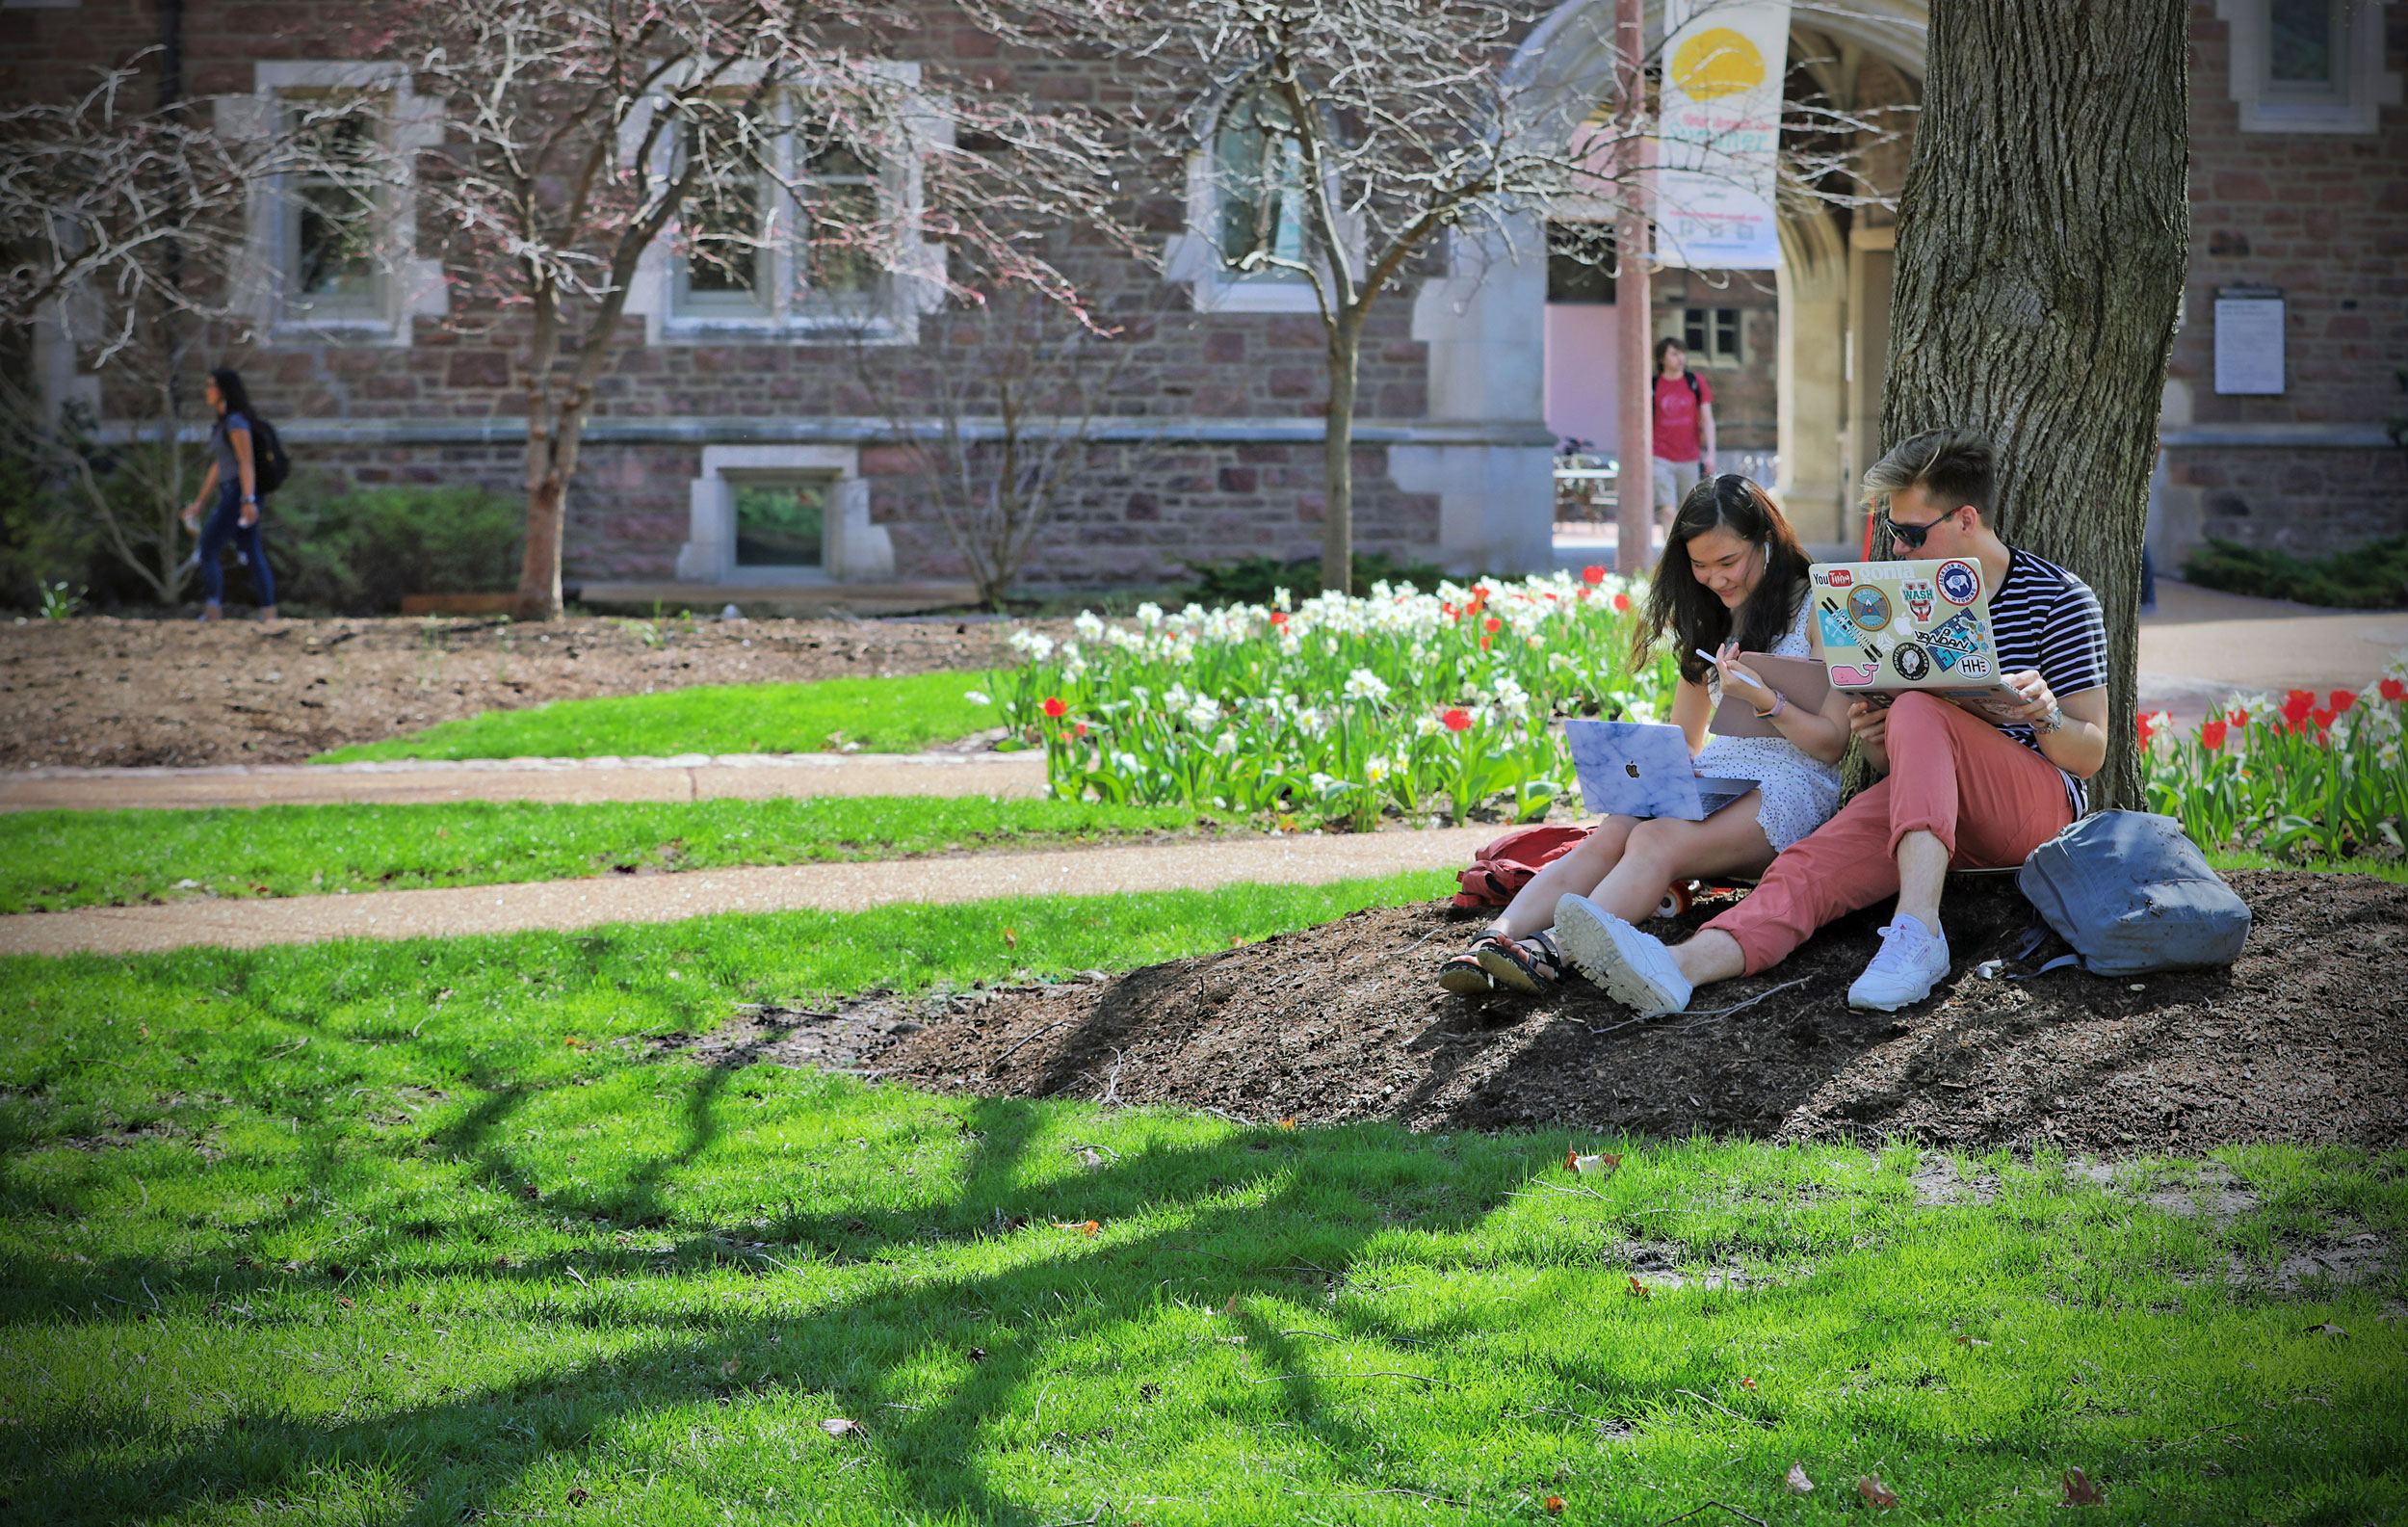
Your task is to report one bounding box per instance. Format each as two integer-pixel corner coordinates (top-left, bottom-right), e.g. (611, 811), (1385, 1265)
(2213, 287), (2285, 395)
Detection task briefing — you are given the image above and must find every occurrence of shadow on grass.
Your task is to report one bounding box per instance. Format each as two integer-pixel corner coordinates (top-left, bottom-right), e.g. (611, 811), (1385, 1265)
(7, 1074), (1528, 1526)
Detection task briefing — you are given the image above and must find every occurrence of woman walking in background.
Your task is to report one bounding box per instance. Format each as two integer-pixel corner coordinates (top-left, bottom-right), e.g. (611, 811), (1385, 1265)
(180, 367), (277, 621)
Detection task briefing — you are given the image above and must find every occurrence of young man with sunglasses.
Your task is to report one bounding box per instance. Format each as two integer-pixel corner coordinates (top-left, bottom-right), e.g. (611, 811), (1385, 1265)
(1553, 427), (2109, 1015)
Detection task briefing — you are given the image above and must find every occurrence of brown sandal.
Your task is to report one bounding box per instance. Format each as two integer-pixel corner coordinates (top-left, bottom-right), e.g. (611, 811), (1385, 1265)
(1439, 944), (1499, 995)
(1476, 930), (1562, 995)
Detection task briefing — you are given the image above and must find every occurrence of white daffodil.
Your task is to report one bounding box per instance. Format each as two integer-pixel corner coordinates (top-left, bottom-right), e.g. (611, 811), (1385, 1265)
(1343, 668), (1391, 703)
(1212, 731), (1240, 756)
(1365, 754), (1392, 784)
(1136, 601), (1165, 628)
(1074, 611), (1107, 640)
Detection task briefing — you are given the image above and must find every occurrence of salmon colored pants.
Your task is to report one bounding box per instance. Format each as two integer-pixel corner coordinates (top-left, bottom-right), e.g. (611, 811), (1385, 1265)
(1702, 691), (2075, 974)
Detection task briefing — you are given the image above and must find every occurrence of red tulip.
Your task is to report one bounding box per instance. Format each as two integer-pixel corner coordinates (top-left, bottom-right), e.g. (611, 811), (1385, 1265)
(2382, 677), (2407, 702)
(1040, 697), (1067, 719)
(1582, 565), (1607, 586)
(1612, 592), (1633, 613)
(1483, 616), (1503, 633)
(2228, 708), (2250, 727)
(2312, 706), (2337, 730)
(2282, 688), (2316, 724)
(1269, 610), (1288, 627)
(2200, 719), (2227, 751)
(2137, 713), (2159, 749)
(1074, 722), (1086, 737)
(2329, 689), (2356, 715)
(1441, 707), (1472, 732)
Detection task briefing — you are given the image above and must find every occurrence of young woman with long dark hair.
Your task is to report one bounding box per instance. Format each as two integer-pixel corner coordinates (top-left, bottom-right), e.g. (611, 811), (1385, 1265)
(1438, 474), (1857, 996)
(179, 366), (277, 620)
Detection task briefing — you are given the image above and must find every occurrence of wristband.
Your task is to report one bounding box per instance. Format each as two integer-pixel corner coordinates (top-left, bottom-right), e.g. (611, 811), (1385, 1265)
(2032, 701), (2065, 734)
(1753, 690), (1786, 721)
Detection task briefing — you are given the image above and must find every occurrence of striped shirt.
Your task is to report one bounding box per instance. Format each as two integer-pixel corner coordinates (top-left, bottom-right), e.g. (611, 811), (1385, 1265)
(1986, 546), (2107, 811)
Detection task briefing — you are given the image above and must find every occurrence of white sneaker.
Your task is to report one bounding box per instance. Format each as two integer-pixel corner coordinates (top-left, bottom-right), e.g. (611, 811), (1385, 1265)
(1553, 893), (1694, 1016)
(1847, 915), (1951, 1012)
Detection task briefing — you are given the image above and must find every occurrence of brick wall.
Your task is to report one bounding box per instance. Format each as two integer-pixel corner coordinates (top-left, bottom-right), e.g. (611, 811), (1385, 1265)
(2161, 1), (2408, 563)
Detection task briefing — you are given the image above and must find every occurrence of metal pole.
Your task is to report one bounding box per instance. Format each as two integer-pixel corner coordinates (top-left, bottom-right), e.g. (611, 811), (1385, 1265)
(1612, 0), (1653, 576)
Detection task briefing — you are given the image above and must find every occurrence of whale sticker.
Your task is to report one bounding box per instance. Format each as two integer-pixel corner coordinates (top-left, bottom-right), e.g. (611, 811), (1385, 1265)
(1829, 661), (1881, 687)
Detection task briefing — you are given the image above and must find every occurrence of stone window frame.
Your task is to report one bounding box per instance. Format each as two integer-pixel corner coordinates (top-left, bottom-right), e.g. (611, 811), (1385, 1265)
(2213, 0), (2401, 134)
(631, 62), (945, 346)
(1680, 305), (1747, 368)
(1165, 85), (1363, 315)
(673, 445), (895, 585)
(226, 62), (449, 347)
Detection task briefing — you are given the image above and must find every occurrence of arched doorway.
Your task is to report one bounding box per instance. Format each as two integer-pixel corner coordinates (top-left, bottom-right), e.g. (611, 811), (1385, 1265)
(1415, 0), (1931, 563)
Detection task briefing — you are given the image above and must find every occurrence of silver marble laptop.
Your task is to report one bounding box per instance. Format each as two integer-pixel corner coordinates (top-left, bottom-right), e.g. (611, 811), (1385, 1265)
(1565, 720), (1755, 822)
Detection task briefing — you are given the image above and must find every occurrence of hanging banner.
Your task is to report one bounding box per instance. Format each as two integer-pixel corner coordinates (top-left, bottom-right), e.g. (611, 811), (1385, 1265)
(1653, 0), (1791, 270)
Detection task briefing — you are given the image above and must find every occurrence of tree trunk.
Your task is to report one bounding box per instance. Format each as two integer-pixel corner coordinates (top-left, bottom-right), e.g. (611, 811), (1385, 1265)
(518, 427), (567, 621)
(1878, 0), (2188, 811)
(1321, 311), (1363, 593)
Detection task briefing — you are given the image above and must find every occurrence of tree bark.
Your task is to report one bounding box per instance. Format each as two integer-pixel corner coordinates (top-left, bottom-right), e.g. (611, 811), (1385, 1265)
(1321, 310), (1362, 593)
(1878, 0), (2188, 811)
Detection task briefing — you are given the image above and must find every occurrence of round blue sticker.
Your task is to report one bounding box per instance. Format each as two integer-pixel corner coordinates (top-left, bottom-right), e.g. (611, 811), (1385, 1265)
(1936, 559), (1981, 607)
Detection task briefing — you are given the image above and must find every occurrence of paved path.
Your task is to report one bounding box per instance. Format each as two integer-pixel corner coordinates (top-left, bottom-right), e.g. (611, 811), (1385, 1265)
(0, 750), (1047, 814)
(0, 828), (1492, 958)
(2136, 579), (2408, 727)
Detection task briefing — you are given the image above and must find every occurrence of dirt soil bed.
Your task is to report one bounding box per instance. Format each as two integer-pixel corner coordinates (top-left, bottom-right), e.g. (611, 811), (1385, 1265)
(687, 870), (2408, 1154)
(0, 614), (1017, 768)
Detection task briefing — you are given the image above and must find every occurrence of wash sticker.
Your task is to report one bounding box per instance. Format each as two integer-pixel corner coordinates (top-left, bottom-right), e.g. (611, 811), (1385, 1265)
(1847, 586), (1892, 632)
(1903, 578), (1935, 621)
(1936, 559), (1980, 606)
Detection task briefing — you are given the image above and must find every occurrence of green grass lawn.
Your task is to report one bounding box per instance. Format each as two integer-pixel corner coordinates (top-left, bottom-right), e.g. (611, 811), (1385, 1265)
(0, 797), (1210, 913)
(313, 671), (1002, 762)
(3, 879), (2400, 1524)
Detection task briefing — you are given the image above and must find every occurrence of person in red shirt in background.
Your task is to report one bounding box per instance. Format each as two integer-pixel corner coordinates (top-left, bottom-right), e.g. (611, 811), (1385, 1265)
(1649, 336), (1716, 531)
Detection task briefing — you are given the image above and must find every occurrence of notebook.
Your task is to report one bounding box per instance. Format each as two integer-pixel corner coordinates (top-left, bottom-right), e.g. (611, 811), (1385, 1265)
(1805, 557), (2028, 720)
(1708, 652), (1834, 738)
(1564, 719), (1755, 821)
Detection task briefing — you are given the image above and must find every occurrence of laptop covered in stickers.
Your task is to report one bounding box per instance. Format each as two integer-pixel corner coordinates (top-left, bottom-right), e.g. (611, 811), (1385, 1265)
(1804, 558), (2030, 722)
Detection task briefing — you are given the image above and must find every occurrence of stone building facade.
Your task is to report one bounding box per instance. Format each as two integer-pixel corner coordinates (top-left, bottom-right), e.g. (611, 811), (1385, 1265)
(4, 0), (2400, 597)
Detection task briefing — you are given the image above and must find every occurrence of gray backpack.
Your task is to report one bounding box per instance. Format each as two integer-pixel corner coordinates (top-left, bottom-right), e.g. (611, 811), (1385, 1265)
(2016, 810), (2251, 976)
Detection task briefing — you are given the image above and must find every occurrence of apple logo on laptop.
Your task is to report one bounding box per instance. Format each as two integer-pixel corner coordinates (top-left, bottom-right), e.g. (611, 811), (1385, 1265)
(1625, 762), (1641, 778)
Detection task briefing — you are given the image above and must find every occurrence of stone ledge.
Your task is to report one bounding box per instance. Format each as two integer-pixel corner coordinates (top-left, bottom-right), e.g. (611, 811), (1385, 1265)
(2159, 423), (2397, 449)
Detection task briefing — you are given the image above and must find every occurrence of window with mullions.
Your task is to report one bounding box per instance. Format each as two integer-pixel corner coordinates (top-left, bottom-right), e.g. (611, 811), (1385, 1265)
(1682, 306), (1743, 365)
(670, 113), (890, 323)
(284, 106), (383, 323)
(1214, 91), (1311, 280)
(2266, 0), (2343, 94)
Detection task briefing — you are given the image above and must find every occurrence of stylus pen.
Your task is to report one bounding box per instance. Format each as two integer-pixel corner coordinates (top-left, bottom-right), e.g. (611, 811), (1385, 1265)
(1695, 647), (1721, 668)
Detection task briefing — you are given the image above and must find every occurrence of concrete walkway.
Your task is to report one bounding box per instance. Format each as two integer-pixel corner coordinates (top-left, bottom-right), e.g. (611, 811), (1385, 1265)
(2136, 579), (2408, 727)
(0, 750), (1047, 814)
(0, 827), (1493, 958)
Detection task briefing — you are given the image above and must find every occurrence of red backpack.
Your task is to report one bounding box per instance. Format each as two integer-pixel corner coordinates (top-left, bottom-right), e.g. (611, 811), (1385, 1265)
(1452, 824), (1594, 908)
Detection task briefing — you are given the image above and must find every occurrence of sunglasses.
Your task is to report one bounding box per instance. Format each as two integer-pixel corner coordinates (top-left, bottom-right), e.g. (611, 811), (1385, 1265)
(1879, 503), (1960, 551)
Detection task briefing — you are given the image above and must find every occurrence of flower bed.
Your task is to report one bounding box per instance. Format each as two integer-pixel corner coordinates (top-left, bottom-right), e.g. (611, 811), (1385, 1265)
(976, 579), (2408, 861)
(974, 570), (1675, 828)
(2144, 677), (2408, 861)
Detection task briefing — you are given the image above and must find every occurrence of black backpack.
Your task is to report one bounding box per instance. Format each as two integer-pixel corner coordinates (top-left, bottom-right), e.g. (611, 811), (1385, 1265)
(250, 416), (292, 495)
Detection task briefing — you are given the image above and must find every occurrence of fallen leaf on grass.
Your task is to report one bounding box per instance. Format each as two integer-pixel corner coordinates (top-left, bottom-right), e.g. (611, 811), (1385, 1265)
(965, 1347), (986, 1363)
(1565, 1149), (1622, 1175)
(1625, 1277), (1651, 1301)
(1857, 1474), (1898, 1509)
(719, 1356), (741, 1378)
(335, 1297), (353, 1309)
(2061, 1467), (2106, 1506)
(1277, 1117), (1296, 1130)
(1544, 1495), (1565, 1514)
(1002, 928), (1018, 949)
(2305, 1322), (2347, 1337)
(1784, 1462), (1814, 1495)
(1222, 1293), (1245, 1316)
(820, 1418), (863, 1437)
(1954, 1334), (1992, 1347)
(1740, 1377), (1757, 1390)
(1139, 1382), (1161, 1402)
(566, 1486), (589, 1507)
(1077, 1147), (1106, 1171)
(1054, 1220), (1101, 1236)
(1230, 935), (1245, 948)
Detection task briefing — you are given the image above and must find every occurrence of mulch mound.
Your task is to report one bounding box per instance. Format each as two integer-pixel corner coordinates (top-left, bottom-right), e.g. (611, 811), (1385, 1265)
(693, 870), (2408, 1154)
